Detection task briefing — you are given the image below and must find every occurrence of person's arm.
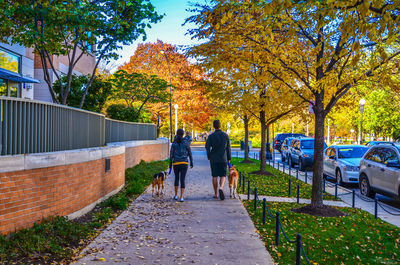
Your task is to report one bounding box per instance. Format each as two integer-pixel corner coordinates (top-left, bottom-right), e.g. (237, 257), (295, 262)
(169, 144), (174, 168)
(226, 134), (231, 162)
(187, 143), (193, 168)
(205, 136), (211, 160)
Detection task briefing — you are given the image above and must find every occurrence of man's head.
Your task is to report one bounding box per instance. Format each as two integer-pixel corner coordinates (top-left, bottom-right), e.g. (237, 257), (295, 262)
(213, 120), (221, 130)
(186, 131), (190, 136)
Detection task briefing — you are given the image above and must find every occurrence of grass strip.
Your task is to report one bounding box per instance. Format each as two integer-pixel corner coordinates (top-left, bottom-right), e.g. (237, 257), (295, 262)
(243, 200), (400, 265)
(232, 158), (338, 201)
(0, 159), (168, 265)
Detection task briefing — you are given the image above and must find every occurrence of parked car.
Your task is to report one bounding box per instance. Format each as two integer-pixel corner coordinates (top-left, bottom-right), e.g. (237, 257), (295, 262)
(281, 137), (301, 162)
(365, 141), (393, 147)
(288, 138), (327, 171)
(359, 144), (400, 199)
(323, 145), (369, 185)
(274, 133), (306, 153)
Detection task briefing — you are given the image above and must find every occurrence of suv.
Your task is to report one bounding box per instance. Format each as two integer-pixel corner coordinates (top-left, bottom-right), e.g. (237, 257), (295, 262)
(274, 133), (306, 152)
(288, 138), (327, 171)
(359, 144), (400, 199)
(281, 137), (300, 162)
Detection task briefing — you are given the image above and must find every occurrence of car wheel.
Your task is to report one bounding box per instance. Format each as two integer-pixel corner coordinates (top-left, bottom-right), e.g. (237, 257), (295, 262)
(336, 169), (343, 186)
(359, 174), (375, 198)
(288, 156), (294, 168)
(299, 158), (305, 171)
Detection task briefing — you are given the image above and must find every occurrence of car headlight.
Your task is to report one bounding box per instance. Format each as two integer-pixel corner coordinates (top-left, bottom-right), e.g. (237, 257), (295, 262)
(344, 165), (359, 171)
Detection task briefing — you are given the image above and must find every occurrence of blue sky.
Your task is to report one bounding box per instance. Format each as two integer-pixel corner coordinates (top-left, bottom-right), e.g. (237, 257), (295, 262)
(113, 0), (204, 68)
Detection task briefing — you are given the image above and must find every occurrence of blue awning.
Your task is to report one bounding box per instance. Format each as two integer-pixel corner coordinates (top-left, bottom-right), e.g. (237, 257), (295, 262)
(0, 68), (40, 83)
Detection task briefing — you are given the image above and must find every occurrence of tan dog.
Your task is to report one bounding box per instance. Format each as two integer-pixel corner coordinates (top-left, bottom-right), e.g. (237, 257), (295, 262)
(228, 166), (239, 198)
(152, 171), (167, 196)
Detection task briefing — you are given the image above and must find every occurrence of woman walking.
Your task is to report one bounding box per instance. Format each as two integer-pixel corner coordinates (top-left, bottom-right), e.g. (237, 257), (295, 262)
(170, 129), (193, 202)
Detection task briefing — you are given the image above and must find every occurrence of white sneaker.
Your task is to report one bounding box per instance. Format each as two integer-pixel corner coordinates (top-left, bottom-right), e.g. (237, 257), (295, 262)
(179, 198), (184, 202)
(173, 196), (178, 200)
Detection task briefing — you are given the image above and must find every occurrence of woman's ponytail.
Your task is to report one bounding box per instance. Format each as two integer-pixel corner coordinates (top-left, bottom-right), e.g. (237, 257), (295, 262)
(176, 129), (184, 144)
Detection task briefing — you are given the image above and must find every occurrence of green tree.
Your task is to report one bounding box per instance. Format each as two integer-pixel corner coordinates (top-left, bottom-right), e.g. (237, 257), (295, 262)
(111, 70), (170, 118)
(53, 74), (112, 113)
(0, 0), (162, 105)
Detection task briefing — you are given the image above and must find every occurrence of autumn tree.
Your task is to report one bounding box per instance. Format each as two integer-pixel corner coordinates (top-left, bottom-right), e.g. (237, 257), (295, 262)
(0, 0), (162, 105)
(119, 41), (214, 137)
(188, 0), (400, 212)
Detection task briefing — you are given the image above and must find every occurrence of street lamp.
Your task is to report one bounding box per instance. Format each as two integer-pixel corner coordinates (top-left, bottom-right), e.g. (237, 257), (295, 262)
(174, 104), (179, 134)
(160, 50), (173, 143)
(359, 98), (366, 144)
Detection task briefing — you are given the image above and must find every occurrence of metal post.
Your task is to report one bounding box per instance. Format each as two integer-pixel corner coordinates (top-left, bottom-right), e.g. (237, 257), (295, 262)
(335, 183), (338, 199)
(247, 180), (251, 200)
(275, 212), (280, 245)
(352, 190), (355, 208)
(262, 198), (266, 225)
(254, 187), (258, 211)
(296, 234), (302, 265)
(239, 172), (242, 187)
(323, 179), (326, 193)
(296, 169), (299, 179)
(273, 160), (275, 168)
(242, 175), (245, 193)
(278, 162), (280, 171)
(288, 179), (292, 196)
(374, 198), (378, 219)
(289, 165), (291, 176)
(297, 184), (300, 203)
(305, 171), (308, 184)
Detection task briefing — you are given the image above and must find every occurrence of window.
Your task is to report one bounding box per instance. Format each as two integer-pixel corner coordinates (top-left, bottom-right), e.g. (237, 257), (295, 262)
(365, 148), (384, 163)
(301, 140), (314, 149)
(0, 48), (20, 73)
(381, 148), (399, 165)
(0, 78), (20, 97)
(0, 78), (6, 96)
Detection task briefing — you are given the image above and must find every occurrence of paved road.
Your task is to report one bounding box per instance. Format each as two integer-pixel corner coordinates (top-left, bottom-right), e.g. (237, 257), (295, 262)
(74, 152), (274, 265)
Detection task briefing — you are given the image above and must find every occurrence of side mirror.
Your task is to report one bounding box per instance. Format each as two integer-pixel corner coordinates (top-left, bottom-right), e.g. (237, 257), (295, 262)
(386, 161), (400, 168)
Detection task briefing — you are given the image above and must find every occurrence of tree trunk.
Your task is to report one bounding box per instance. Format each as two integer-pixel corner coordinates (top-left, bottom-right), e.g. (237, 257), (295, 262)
(260, 110), (266, 173)
(266, 123), (271, 160)
(244, 114), (250, 161)
(157, 115), (160, 138)
(311, 93), (325, 208)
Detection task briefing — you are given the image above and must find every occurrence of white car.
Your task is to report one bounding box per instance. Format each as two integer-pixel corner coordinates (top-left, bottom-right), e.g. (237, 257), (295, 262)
(323, 145), (369, 185)
(359, 144), (400, 199)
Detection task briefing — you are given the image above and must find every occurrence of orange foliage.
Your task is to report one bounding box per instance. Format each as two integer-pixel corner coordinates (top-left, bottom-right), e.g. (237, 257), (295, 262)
(119, 40), (213, 130)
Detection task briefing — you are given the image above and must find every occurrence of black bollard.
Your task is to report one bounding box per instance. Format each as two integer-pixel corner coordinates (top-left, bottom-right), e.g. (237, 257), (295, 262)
(273, 160), (275, 168)
(239, 172), (242, 187)
(335, 183), (338, 199)
(254, 188), (258, 211)
(297, 184), (300, 203)
(374, 198), (378, 219)
(278, 162), (280, 171)
(323, 179), (326, 193)
(289, 165), (291, 176)
(242, 175), (246, 193)
(305, 171), (308, 184)
(288, 179), (292, 196)
(262, 198), (266, 225)
(352, 190), (355, 208)
(283, 163), (285, 173)
(247, 180), (251, 200)
(296, 234), (302, 265)
(275, 212), (280, 245)
(296, 169), (299, 179)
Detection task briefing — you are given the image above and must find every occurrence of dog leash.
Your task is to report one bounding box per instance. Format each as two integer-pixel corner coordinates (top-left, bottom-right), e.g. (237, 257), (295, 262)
(168, 167), (172, 175)
(228, 162), (232, 168)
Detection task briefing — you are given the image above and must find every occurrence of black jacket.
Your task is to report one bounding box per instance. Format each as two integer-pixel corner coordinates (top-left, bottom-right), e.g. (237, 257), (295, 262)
(170, 139), (193, 167)
(205, 129), (231, 163)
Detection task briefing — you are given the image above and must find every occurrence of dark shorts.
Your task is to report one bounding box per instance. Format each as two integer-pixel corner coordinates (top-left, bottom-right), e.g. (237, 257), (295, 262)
(210, 162), (227, 177)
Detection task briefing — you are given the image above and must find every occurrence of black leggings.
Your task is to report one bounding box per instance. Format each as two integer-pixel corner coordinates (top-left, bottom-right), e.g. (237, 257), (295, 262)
(174, 164), (188, 189)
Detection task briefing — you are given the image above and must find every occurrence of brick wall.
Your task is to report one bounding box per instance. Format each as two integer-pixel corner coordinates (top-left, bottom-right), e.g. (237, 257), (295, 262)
(0, 140), (168, 235)
(125, 143), (169, 169)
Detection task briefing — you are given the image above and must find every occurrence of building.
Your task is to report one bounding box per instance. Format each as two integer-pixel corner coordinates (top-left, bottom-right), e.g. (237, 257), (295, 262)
(0, 43), (39, 99)
(0, 42), (96, 103)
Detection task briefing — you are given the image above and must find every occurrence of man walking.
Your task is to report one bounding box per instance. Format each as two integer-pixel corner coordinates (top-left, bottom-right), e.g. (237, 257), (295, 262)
(205, 120), (231, 200)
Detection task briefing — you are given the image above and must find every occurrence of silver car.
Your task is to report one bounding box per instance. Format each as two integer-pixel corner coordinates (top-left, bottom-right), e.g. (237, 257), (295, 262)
(359, 144), (400, 199)
(323, 145), (369, 185)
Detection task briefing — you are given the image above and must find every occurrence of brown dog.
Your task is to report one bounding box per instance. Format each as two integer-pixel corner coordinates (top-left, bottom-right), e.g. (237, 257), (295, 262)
(228, 166), (239, 198)
(152, 171), (167, 196)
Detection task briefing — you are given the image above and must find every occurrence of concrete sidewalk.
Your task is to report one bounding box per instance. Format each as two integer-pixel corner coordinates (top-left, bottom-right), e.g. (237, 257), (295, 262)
(73, 153), (274, 265)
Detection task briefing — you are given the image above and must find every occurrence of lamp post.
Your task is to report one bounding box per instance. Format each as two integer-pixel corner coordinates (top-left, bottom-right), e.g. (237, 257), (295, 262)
(160, 50), (173, 143)
(174, 104), (179, 134)
(359, 98), (366, 144)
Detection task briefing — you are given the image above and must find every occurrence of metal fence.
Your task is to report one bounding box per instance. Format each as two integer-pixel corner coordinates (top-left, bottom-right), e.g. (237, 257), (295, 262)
(0, 97), (157, 156)
(105, 119), (157, 143)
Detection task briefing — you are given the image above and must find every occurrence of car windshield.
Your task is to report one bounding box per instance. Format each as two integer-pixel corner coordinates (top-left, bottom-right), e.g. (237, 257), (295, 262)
(338, 147), (368, 158)
(301, 140), (314, 149)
